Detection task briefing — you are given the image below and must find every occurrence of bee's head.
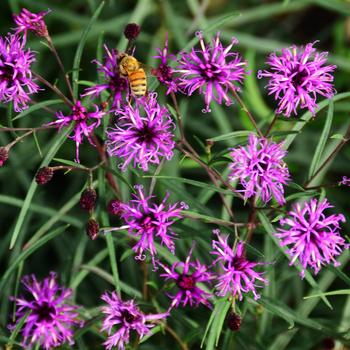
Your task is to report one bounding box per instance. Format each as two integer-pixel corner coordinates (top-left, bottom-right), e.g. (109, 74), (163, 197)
(119, 54), (139, 75)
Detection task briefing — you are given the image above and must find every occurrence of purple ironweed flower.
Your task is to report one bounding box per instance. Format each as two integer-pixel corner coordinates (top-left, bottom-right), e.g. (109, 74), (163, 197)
(339, 176), (350, 186)
(13, 8), (49, 37)
(229, 133), (290, 205)
(106, 93), (175, 172)
(9, 272), (83, 350)
(211, 230), (268, 300)
(0, 34), (39, 112)
(159, 246), (213, 308)
(176, 31), (247, 113)
(101, 291), (167, 350)
(152, 33), (180, 94)
(258, 42), (336, 117)
(119, 185), (187, 267)
(82, 45), (128, 109)
(49, 100), (104, 162)
(275, 198), (348, 278)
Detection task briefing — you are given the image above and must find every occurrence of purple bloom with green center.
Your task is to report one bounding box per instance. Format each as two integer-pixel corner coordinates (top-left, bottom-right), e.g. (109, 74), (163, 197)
(258, 42), (336, 117)
(101, 291), (167, 350)
(176, 31), (247, 113)
(152, 33), (180, 94)
(275, 198), (348, 278)
(211, 230), (268, 300)
(9, 272), (83, 350)
(13, 8), (49, 37)
(159, 246), (213, 308)
(82, 45), (128, 109)
(0, 34), (39, 112)
(229, 133), (290, 205)
(49, 100), (104, 162)
(106, 93), (175, 171)
(120, 185), (187, 268)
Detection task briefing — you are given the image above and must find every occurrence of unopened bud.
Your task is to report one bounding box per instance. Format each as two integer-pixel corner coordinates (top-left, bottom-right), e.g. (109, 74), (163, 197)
(80, 188), (97, 211)
(86, 219), (99, 240)
(107, 199), (123, 216)
(226, 311), (241, 331)
(123, 23), (141, 40)
(35, 167), (54, 185)
(0, 147), (9, 167)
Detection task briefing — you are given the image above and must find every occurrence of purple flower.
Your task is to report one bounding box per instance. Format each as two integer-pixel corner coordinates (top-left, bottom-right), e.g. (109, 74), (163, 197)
(258, 42), (336, 117)
(275, 198), (348, 277)
(106, 93), (175, 171)
(82, 45), (128, 109)
(9, 272), (83, 350)
(229, 133), (290, 205)
(159, 246), (213, 308)
(0, 34), (39, 112)
(101, 291), (167, 350)
(13, 8), (49, 37)
(120, 185), (187, 267)
(211, 230), (268, 300)
(176, 31), (247, 113)
(49, 100), (104, 162)
(339, 176), (350, 186)
(152, 33), (180, 94)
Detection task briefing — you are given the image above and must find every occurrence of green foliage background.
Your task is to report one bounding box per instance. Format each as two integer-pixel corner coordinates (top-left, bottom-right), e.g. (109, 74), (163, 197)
(1, 0), (350, 349)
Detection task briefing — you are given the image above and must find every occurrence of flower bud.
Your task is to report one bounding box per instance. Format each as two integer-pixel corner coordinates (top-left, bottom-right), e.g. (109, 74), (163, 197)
(107, 199), (123, 216)
(86, 219), (99, 240)
(35, 167), (54, 185)
(0, 147), (9, 167)
(80, 188), (97, 211)
(226, 311), (241, 331)
(123, 23), (141, 40)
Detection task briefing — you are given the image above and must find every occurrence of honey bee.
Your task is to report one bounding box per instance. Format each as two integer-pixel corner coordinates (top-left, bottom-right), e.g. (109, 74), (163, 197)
(118, 53), (147, 97)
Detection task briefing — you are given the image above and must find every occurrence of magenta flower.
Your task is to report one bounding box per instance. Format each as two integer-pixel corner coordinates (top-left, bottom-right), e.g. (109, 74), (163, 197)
(211, 230), (268, 300)
(339, 176), (350, 186)
(258, 42), (336, 117)
(152, 33), (180, 94)
(82, 45), (128, 109)
(229, 133), (290, 205)
(101, 291), (167, 350)
(13, 8), (49, 37)
(159, 247), (213, 308)
(9, 272), (83, 350)
(120, 185), (186, 267)
(49, 100), (104, 162)
(176, 31), (247, 113)
(0, 34), (39, 112)
(106, 93), (175, 171)
(275, 198), (348, 278)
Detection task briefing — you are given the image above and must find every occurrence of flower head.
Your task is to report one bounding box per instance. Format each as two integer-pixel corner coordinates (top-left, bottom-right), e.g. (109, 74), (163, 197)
(123, 23), (141, 41)
(13, 8), (49, 37)
(106, 93), (175, 171)
(9, 272), (83, 349)
(339, 176), (350, 187)
(0, 34), (39, 112)
(258, 42), (336, 117)
(82, 45), (128, 109)
(49, 100), (104, 162)
(159, 246), (213, 308)
(35, 166), (54, 185)
(275, 198), (348, 277)
(211, 230), (268, 300)
(120, 185), (186, 267)
(176, 31), (247, 113)
(0, 146), (9, 166)
(229, 133), (290, 205)
(101, 291), (167, 350)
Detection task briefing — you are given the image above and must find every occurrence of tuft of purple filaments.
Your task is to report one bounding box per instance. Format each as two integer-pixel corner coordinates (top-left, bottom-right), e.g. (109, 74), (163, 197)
(82, 45), (128, 109)
(13, 8), (49, 37)
(0, 34), (39, 112)
(101, 291), (167, 350)
(106, 93), (175, 172)
(275, 198), (349, 278)
(229, 133), (290, 205)
(211, 230), (268, 300)
(49, 100), (104, 162)
(120, 185), (187, 267)
(258, 42), (336, 117)
(159, 246), (213, 308)
(176, 31), (247, 113)
(9, 272), (83, 350)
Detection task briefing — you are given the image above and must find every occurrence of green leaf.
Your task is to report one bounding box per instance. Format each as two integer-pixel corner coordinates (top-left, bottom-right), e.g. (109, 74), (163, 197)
(308, 100), (334, 178)
(207, 130), (251, 143)
(12, 99), (63, 121)
(53, 157), (88, 169)
(330, 133), (346, 140)
(304, 289), (350, 299)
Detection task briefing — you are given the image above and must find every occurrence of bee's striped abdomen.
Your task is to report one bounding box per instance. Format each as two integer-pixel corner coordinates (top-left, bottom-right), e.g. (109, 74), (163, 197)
(129, 69), (147, 97)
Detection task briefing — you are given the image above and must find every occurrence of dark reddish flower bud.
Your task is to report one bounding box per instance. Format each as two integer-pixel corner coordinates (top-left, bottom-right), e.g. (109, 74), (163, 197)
(35, 167), (54, 185)
(322, 338), (335, 349)
(80, 188), (97, 211)
(107, 199), (123, 216)
(86, 219), (99, 240)
(226, 311), (241, 331)
(0, 147), (9, 166)
(123, 23), (141, 40)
